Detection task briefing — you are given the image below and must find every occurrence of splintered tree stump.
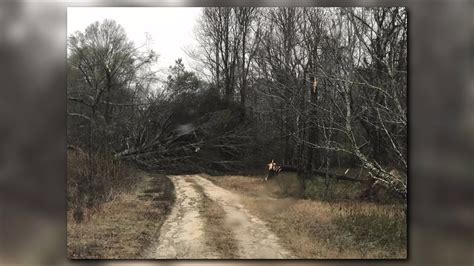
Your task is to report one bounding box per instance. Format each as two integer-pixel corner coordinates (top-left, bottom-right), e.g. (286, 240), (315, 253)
(265, 160), (281, 181)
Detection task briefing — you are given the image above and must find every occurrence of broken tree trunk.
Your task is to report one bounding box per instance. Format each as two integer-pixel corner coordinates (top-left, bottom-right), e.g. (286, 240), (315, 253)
(265, 163), (365, 183)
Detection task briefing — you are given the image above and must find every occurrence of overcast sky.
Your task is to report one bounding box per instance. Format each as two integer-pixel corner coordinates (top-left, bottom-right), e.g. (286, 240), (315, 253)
(67, 7), (202, 78)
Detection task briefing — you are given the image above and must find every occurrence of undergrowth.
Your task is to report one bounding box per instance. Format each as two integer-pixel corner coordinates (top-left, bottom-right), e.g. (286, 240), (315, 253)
(67, 148), (133, 222)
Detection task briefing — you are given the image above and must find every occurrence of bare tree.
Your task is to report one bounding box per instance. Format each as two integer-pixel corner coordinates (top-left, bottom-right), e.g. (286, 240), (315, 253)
(235, 7), (257, 111)
(194, 8), (239, 101)
(68, 9), (408, 200)
(67, 19), (157, 152)
(248, 8), (407, 198)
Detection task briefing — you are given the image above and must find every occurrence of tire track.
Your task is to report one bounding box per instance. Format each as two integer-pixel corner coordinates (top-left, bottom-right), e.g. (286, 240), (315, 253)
(148, 174), (293, 259)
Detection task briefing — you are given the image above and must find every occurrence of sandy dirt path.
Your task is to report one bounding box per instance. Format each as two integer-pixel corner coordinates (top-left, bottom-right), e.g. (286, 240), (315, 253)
(149, 174), (293, 259)
(145, 175), (220, 259)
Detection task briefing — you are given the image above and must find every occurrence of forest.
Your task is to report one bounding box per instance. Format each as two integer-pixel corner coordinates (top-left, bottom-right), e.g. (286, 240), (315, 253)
(67, 7), (407, 223)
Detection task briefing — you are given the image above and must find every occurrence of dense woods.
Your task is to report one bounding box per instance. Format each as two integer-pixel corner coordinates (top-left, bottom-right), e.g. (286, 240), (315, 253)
(67, 7), (407, 215)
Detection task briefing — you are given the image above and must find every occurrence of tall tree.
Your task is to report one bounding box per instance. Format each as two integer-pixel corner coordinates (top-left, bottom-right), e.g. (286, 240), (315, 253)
(235, 7), (257, 111)
(67, 19), (156, 152)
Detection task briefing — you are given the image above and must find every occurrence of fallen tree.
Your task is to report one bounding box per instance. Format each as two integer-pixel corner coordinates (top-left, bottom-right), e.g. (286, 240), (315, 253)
(265, 161), (365, 183)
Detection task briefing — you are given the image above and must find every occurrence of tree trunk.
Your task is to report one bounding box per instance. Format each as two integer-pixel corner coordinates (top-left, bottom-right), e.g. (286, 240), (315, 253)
(215, 41), (220, 91)
(240, 23), (247, 112)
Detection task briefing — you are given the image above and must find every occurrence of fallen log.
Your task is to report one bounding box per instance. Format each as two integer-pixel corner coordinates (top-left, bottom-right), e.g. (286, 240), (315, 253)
(265, 161), (365, 183)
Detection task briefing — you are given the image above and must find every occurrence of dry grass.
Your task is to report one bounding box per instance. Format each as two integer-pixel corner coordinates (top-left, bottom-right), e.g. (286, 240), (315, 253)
(188, 178), (238, 258)
(206, 173), (407, 259)
(67, 172), (175, 259)
(67, 149), (134, 222)
(206, 174), (281, 198)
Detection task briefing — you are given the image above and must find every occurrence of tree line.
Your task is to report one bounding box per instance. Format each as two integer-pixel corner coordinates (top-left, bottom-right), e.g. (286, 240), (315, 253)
(67, 7), (407, 199)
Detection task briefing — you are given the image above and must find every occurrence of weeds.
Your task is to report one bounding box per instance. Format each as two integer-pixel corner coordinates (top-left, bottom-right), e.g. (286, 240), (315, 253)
(67, 172), (175, 259)
(67, 148), (133, 222)
(333, 204), (407, 255)
(207, 174), (407, 258)
(302, 177), (366, 202)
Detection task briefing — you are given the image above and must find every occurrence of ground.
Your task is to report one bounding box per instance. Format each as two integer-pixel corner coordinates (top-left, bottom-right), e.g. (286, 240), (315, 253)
(67, 171), (406, 259)
(144, 174), (293, 259)
(67, 170), (174, 259)
(205, 173), (407, 259)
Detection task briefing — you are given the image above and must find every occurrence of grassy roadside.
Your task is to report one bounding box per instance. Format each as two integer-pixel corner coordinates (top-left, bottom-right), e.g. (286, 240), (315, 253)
(67, 171), (175, 259)
(187, 177), (238, 258)
(206, 173), (406, 259)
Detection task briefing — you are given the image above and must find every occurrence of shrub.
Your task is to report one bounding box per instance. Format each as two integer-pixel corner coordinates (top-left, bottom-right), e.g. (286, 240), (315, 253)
(303, 177), (366, 202)
(273, 173), (302, 198)
(67, 148), (133, 222)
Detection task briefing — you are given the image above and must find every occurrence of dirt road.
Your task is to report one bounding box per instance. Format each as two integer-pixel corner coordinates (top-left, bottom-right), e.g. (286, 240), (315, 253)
(145, 174), (293, 259)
